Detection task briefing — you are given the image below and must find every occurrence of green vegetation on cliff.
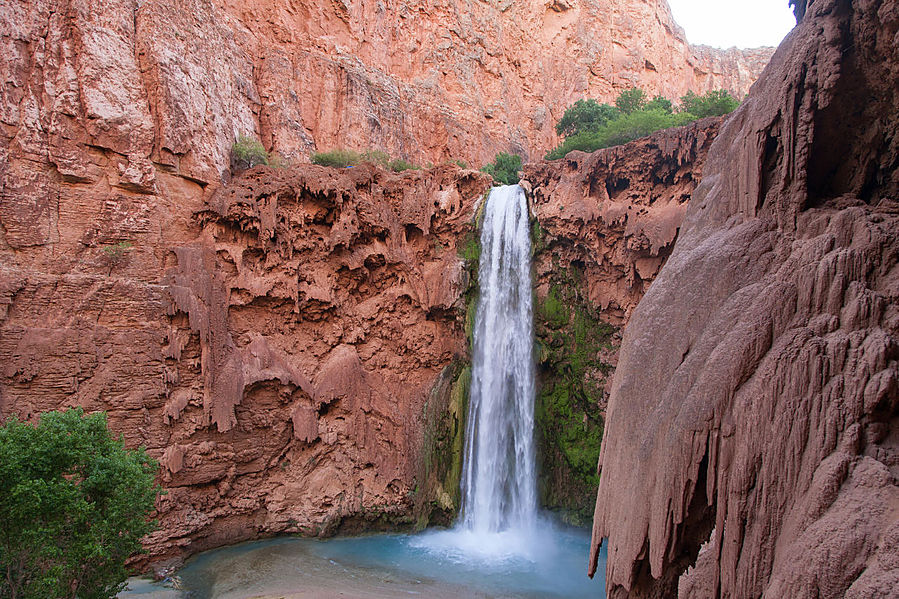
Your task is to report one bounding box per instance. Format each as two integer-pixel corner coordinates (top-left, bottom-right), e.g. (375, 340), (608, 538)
(546, 88), (740, 160)
(231, 135), (269, 169)
(311, 148), (421, 171)
(413, 197), (485, 528)
(534, 259), (617, 525)
(0, 408), (160, 599)
(480, 152), (522, 185)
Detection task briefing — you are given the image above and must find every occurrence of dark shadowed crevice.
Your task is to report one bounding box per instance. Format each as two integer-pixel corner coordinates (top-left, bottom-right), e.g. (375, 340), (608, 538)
(614, 450), (717, 599)
(760, 124), (782, 213)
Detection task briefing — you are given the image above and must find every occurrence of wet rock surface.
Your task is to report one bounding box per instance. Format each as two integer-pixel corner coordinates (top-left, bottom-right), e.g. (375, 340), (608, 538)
(523, 119), (720, 523)
(590, 0), (899, 596)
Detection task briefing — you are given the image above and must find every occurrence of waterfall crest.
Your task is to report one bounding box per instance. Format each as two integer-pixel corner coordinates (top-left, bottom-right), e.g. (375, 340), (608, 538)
(460, 184), (537, 533)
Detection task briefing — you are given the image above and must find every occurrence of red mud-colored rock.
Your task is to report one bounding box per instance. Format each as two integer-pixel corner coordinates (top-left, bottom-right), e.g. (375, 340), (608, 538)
(589, 0), (899, 597)
(0, 162), (491, 566)
(0, 0), (770, 189)
(525, 117), (721, 327)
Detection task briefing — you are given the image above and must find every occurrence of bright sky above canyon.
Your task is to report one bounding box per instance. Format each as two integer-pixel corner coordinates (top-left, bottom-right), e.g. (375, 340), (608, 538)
(667, 0), (797, 49)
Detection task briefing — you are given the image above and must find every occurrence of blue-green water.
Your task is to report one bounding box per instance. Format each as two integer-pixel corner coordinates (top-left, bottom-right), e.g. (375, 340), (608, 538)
(122, 519), (606, 598)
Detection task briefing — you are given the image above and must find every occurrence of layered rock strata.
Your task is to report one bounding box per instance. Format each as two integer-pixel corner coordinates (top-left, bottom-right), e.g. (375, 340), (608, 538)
(0, 163), (491, 566)
(590, 0), (899, 597)
(1, 0), (771, 198)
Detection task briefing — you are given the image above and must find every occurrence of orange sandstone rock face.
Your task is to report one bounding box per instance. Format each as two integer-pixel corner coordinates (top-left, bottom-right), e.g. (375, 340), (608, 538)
(0, 162), (491, 565)
(590, 0), (899, 596)
(1, 0), (771, 196)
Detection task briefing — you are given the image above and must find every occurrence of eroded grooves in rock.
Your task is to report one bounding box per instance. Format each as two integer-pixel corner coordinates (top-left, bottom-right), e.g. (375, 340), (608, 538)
(0, 0), (772, 199)
(589, 0), (899, 597)
(461, 185), (536, 533)
(0, 163), (492, 566)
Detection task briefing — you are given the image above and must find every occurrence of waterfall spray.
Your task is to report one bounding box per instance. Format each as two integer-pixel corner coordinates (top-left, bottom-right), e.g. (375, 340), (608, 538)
(459, 184), (537, 533)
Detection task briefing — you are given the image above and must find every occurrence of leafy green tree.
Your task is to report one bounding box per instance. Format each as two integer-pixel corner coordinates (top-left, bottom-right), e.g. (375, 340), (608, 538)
(679, 89), (740, 118)
(480, 152), (522, 185)
(644, 94), (673, 114)
(599, 108), (694, 148)
(546, 87), (741, 160)
(614, 87), (647, 115)
(554, 99), (619, 138)
(0, 408), (160, 599)
(231, 135), (269, 171)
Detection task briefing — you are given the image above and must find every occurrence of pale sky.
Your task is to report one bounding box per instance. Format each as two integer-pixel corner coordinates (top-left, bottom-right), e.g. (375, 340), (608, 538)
(666, 0), (797, 49)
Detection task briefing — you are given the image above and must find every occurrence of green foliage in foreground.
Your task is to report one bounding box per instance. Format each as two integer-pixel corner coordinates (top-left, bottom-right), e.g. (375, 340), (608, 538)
(311, 149), (421, 172)
(479, 152), (522, 185)
(0, 408), (160, 599)
(546, 88), (741, 160)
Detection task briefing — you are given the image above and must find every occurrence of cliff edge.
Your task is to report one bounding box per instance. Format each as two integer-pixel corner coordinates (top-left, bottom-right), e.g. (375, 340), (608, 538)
(590, 0), (899, 596)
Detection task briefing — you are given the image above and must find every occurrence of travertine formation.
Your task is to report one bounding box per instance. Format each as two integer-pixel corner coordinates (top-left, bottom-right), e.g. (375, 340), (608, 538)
(0, 0), (776, 572)
(522, 118), (719, 523)
(590, 0), (899, 596)
(1, 163), (491, 565)
(526, 117), (721, 326)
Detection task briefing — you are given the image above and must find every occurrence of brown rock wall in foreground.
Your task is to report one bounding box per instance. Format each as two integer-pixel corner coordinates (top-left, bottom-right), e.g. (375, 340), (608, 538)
(590, 0), (899, 596)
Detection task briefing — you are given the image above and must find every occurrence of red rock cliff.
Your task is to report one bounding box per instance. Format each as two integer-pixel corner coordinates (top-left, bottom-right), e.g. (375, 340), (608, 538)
(0, 0), (775, 570)
(590, 0), (899, 596)
(1, 0), (771, 195)
(0, 162), (491, 565)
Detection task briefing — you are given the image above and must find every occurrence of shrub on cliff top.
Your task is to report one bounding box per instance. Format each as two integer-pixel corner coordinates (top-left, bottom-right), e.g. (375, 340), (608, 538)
(388, 158), (418, 172)
(0, 408), (160, 599)
(545, 109), (694, 160)
(312, 149), (420, 172)
(480, 152), (522, 185)
(231, 135), (269, 170)
(546, 87), (740, 160)
(554, 99), (619, 137)
(614, 87), (647, 115)
(312, 149), (361, 168)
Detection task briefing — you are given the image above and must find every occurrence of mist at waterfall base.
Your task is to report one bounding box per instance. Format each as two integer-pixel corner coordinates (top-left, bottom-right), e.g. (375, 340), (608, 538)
(121, 186), (607, 598)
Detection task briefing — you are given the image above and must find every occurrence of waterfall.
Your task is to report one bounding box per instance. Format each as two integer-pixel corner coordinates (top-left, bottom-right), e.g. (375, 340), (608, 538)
(460, 184), (537, 533)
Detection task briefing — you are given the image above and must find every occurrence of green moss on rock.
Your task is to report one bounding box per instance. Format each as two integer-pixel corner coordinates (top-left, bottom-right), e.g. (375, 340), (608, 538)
(534, 259), (617, 525)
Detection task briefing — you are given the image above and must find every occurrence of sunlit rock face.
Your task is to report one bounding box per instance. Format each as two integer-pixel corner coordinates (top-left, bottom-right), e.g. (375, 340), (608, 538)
(1, 0), (770, 189)
(590, 0), (899, 597)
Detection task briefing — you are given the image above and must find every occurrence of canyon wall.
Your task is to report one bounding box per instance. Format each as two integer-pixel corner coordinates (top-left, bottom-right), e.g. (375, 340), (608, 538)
(522, 117), (720, 522)
(0, 105), (720, 568)
(1, 0), (771, 199)
(590, 0), (899, 596)
(0, 0), (774, 570)
(0, 161), (491, 567)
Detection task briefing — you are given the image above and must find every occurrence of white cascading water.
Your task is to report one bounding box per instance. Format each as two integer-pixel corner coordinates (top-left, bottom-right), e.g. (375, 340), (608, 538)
(460, 184), (537, 534)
